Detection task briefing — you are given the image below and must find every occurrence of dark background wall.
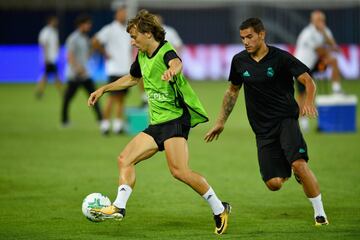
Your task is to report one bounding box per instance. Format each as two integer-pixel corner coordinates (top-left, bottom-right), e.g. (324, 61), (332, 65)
(0, 6), (359, 44)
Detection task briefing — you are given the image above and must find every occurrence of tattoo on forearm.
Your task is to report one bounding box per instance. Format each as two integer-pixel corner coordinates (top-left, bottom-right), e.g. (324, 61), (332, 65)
(219, 89), (238, 123)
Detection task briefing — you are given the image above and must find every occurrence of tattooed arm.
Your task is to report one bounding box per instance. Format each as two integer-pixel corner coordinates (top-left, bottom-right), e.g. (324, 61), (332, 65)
(204, 83), (241, 142)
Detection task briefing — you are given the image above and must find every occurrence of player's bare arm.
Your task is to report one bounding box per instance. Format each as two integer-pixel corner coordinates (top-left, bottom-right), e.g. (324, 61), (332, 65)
(68, 51), (86, 77)
(88, 74), (140, 106)
(321, 29), (339, 51)
(297, 72), (318, 118)
(162, 58), (182, 81)
(204, 83), (241, 142)
(91, 37), (110, 59)
(218, 83), (241, 125)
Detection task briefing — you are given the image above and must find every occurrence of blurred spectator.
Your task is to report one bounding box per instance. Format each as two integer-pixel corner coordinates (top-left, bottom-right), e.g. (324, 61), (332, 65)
(61, 14), (103, 130)
(294, 10), (342, 131)
(92, 3), (132, 135)
(36, 15), (62, 99)
(156, 14), (184, 53)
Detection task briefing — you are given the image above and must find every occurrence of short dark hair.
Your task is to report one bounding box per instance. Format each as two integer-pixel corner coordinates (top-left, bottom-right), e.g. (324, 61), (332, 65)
(75, 14), (91, 27)
(127, 9), (165, 42)
(239, 18), (265, 33)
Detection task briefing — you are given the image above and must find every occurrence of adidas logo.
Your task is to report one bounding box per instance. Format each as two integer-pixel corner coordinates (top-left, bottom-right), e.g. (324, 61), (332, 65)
(120, 188), (126, 191)
(207, 194), (213, 200)
(243, 71), (250, 77)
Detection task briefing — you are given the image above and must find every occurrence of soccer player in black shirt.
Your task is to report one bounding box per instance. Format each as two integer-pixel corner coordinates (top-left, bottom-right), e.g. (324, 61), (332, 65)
(205, 18), (328, 226)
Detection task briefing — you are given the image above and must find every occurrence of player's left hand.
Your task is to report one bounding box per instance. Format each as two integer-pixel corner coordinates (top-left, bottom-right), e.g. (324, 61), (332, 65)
(161, 69), (176, 82)
(301, 102), (318, 118)
(204, 123), (225, 142)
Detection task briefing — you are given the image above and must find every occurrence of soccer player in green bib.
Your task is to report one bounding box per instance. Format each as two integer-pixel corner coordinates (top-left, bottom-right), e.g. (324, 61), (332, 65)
(88, 10), (230, 235)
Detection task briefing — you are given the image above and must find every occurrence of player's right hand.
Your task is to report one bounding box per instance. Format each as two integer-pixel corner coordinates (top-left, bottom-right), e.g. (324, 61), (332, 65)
(204, 123), (224, 143)
(88, 89), (104, 106)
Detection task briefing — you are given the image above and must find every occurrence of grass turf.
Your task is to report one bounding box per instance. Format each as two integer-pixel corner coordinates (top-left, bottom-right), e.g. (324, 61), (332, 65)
(0, 81), (359, 239)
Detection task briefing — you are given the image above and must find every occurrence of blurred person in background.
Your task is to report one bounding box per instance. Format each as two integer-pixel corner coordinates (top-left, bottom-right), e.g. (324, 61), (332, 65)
(205, 17), (328, 226)
(36, 15), (62, 99)
(88, 10), (231, 235)
(156, 14), (183, 53)
(92, 2), (132, 135)
(61, 14), (103, 129)
(294, 10), (342, 131)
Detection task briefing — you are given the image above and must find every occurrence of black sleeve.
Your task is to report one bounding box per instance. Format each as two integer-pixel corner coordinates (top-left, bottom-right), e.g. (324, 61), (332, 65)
(228, 56), (243, 86)
(163, 50), (181, 68)
(130, 54), (142, 78)
(283, 51), (310, 78)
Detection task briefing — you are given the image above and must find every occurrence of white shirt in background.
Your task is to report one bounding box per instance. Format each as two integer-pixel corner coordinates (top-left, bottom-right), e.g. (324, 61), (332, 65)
(38, 25), (59, 63)
(95, 21), (132, 76)
(294, 24), (334, 69)
(164, 25), (183, 51)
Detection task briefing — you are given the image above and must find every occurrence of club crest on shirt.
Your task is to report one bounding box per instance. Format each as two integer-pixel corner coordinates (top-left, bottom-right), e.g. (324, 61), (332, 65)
(266, 67), (274, 77)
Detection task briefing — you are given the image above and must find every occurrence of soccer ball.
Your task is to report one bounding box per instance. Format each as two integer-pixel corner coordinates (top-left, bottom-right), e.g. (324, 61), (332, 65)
(82, 192), (111, 222)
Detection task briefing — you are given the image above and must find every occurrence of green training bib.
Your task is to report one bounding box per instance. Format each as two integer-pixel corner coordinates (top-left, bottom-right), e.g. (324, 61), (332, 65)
(137, 42), (208, 127)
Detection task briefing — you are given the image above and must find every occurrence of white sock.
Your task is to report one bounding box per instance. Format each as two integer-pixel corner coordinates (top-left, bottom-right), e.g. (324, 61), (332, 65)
(202, 187), (225, 215)
(100, 120), (110, 132)
(113, 184), (132, 209)
(308, 194), (326, 218)
(299, 116), (309, 132)
(112, 119), (124, 133)
(332, 82), (341, 93)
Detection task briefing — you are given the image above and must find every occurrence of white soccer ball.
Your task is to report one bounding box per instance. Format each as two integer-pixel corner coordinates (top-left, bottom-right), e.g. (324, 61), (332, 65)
(82, 192), (111, 222)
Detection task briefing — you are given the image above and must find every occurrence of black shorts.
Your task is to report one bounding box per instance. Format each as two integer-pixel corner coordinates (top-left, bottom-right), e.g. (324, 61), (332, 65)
(143, 110), (190, 151)
(256, 118), (309, 182)
(45, 63), (57, 74)
(108, 75), (128, 95)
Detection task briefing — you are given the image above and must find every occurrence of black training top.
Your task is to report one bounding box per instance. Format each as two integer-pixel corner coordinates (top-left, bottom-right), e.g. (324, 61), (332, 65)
(228, 45), (309, 138)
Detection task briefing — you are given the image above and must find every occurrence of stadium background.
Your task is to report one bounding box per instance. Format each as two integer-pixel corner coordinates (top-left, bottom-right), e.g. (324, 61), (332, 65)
(1, 0), (359, 82)
(0, 0), (359, 239)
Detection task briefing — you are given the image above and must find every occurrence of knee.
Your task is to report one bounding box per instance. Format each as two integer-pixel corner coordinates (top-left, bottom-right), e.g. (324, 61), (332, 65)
(292, 159), (307, 175)
(265, 178), (283, 191)
(331, 57), (338, 64)
(170, 168), (189, 182)
(328, 57), (338, 66)
(117, 153), (129, 168)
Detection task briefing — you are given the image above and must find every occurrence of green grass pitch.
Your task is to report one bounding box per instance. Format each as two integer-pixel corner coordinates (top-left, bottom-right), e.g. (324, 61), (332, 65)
(0, 81), (359, 239)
